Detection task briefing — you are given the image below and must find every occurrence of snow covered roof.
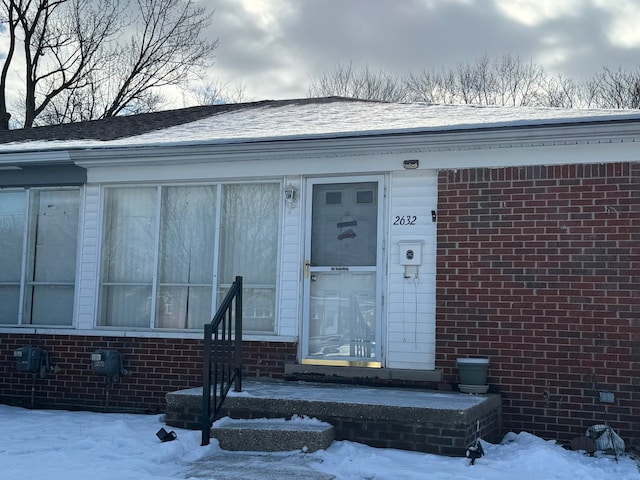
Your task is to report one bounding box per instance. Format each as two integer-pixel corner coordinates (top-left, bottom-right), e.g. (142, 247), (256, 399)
(1, 97), (640, 154)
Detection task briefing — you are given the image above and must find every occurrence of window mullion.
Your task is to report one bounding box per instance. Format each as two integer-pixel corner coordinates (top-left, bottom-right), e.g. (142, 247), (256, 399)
(150, 186), (163, 328)
(210, 184), (222, 321)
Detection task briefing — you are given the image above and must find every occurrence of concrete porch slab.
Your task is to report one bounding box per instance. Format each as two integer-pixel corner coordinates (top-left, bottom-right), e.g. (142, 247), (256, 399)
(165, 378), (502, 456)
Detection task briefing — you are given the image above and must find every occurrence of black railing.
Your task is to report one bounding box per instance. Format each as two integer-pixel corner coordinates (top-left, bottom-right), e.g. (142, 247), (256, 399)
(201, 276), (243, 446)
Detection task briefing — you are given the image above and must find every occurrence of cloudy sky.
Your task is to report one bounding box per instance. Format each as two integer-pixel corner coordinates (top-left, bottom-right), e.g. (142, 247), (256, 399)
(204, 0), (640, 101)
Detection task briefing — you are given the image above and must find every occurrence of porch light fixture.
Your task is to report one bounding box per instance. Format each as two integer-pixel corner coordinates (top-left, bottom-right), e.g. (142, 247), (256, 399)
(284, 184), (298, 207)
(403, 159), (419, 170)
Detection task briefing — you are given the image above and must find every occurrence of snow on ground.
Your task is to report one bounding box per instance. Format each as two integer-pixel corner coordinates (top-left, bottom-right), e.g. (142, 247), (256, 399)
(1, 405), (638, 480)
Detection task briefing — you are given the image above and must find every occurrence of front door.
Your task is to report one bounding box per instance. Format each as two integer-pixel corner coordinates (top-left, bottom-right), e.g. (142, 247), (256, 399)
(302, 176), (384, 367)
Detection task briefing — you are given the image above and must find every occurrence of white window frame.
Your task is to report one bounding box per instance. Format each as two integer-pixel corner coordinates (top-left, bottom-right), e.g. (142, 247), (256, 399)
(0, 186), (81, 327)
(97, 181), (282, 333)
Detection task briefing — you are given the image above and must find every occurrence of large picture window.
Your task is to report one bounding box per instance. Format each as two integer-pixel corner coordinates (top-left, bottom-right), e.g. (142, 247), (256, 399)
(99, 183), (280, 333)
(0, 188), (80, 326)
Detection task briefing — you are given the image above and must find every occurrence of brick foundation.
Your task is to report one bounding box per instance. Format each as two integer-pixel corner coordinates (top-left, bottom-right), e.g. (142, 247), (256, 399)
(435, 162), (640, 451)
(0, 334), (296, 412)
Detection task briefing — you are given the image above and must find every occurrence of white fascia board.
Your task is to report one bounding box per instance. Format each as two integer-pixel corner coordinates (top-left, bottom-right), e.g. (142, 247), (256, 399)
(425, 140), (640, 169)
(71, 119), (640, 173)
(0, 150), (72, 165)
(83, 154), (405, 183)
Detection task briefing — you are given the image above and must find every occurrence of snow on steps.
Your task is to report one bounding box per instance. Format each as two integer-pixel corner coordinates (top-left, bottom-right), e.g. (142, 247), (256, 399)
(165, 379), (502, 456)
(211, 416), (335, 453)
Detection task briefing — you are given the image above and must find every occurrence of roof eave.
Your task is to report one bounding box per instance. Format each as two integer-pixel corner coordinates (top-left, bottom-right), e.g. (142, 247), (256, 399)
(69, 118), (640, 168)
(0, 149), (72, 168)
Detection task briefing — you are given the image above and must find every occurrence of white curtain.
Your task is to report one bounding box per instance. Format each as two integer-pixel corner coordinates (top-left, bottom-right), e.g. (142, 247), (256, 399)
(100, 183), (279, 332)
(156, 185), (216, 329)
(218, 183), (279, 332)
(100, 187), (157, 327)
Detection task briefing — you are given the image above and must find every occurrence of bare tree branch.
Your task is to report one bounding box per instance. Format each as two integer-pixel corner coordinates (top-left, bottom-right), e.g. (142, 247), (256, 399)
(584, 66), (640, 109)
(100, 0), (217, 118)
(1, 0), (217, 128)
(542, 74), (579, 108)
(186, 79), (248, 105)
(308, 61), (407, 102)
(0, 0), (20, 128)
(311, 54), (640, 111)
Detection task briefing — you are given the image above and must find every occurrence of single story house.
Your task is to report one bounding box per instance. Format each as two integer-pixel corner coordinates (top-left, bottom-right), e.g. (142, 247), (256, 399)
(0, 97), (638, 451)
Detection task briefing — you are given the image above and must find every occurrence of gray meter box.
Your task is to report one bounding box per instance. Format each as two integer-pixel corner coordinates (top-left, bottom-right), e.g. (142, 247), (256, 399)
(91, 350), (124, 377)
(14, 346), (46, 374)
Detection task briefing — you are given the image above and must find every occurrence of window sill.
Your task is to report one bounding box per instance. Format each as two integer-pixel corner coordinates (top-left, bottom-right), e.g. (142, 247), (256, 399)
(0, 326), (296, 343)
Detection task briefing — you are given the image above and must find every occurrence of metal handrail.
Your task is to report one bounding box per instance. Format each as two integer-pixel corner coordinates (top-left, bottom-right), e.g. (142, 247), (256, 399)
(201, 276), (243, 446)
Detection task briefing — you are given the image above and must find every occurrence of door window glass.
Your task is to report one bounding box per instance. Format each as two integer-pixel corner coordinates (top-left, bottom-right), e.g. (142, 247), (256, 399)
(311, 182), (378, 267)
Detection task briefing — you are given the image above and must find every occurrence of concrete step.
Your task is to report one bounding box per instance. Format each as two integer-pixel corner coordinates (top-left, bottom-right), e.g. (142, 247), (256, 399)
(211, 417), (335, 453)
(185, 450), (336, 480)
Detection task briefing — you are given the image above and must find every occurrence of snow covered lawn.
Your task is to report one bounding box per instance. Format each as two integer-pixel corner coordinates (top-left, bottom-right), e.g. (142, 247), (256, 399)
(1, 405), (637, 480)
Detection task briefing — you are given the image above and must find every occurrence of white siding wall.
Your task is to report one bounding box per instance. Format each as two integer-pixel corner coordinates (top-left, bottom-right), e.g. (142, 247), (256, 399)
(386, 170), (438, 369)
(69, 167), (439, 370)
(76, 185), (100, 329)
(278, 176), (303, 337)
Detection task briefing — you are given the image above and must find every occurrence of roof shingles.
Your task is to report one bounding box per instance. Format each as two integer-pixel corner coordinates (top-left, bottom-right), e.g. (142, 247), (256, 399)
(0, 98), (355, 144)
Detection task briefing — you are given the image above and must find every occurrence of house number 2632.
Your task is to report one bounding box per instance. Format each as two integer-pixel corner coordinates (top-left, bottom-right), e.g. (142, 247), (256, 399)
(393, 215), (417, 226)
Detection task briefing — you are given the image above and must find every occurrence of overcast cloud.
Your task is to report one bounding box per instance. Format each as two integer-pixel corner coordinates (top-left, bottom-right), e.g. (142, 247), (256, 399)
(204, 0), (640, 101)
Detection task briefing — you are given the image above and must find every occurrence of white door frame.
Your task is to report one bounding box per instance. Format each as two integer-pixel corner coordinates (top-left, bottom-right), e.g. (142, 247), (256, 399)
(300, 175), (385, 367)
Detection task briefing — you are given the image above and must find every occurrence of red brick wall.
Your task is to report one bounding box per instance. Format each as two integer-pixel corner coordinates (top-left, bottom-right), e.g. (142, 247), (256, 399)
(436, 162), (640, 451)
(0, 334), (296, 412)
(2, 161), (638, 452)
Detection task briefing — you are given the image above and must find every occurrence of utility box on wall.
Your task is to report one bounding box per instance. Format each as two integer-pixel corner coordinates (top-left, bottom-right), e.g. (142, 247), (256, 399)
(398, 241), (423, 266)
(91, 350), (125, 378)
(14, 346), (49, 377)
